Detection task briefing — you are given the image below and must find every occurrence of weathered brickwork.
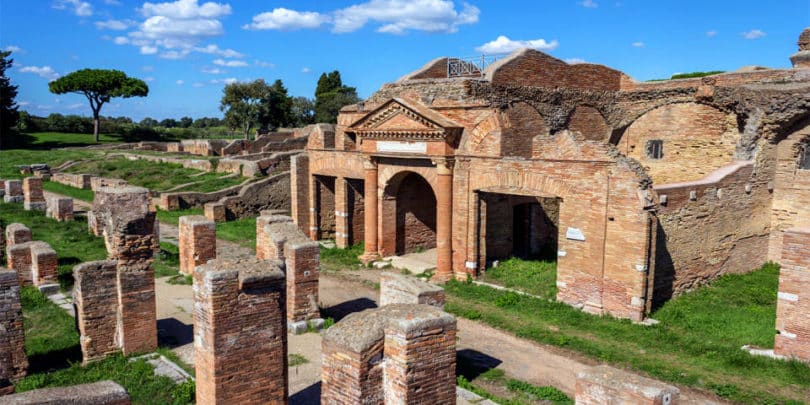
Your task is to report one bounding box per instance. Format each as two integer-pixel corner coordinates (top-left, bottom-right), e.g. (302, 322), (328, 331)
(30, 242), (57, 287)
(774, 228), (810, 361)
(52, 173), (93, 189)
(22, 177), (46, 211)
(768, 124), (810, 262)
(193, 258), (288, 405)
(380, 271), (445, 308)
(73, 261), (120, 363)
(0, 268), (27, 395)
(1, 380), (130, 404)
(259, 216), (321, 323)
(321, 304), (456, 405)
(3, 180), (23, 203)
(575, 365), (680, 405)
(203, 202), (226, 222)
(4, 223), (31, 248)
(178, 215), (216, 275)
(46, 196), (74, 221)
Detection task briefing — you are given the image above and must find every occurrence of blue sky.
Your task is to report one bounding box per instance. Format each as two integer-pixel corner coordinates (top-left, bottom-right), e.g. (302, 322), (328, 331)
(1, 0), (808, 121)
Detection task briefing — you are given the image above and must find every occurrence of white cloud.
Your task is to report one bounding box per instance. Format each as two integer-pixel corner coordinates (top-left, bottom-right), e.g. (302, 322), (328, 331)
(159, 50), (190, 59)
(67, 103), (84, 110)
(95, 19), (133, 30)
(19, 66), (60, 81)
(53, 0), (93, 17)
(579, 0), (598, 8)
(243, 8), (329, 31)
(742, 29), (766, 39)
(632, 41), (644, 47)
(140, 0), (231, 19)
(18, 101), (30, 107)
(202, 67), (225, 74)
(4, 45), (22, 53)
(140, 45), (158, 54)
(475, 35), (559, 54)
(565, 57), (586, 64)
(113, 36), (130, 45)
(254, 60), (274, 68)
(213, 58), (248, 67)
(210, 77), (237, 85)
(301, 67), (312, 73)
(706, 30), (717, 38)
(176, 80), (184, 85)
(195, 44), (243, 58)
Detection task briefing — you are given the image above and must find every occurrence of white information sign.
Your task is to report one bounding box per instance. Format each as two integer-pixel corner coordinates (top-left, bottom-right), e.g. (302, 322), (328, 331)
(376, 141), (427, 154)
(566, 227), (585, 241)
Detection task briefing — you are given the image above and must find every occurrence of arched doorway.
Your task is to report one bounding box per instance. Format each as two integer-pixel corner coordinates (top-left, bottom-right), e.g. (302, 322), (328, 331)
(381, 172), (437, 256)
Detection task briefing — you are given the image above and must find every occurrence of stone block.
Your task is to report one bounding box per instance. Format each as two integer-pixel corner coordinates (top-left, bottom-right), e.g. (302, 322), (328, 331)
(22, 177), (45, 211)
(30, 242), (57, 287)
(0, 268), (27, 395)
(7, 242), (37, 286)
(194, 258), (288, 405)
(203, 202), (226, 222)
(4, 224), (31, 247)
(3, 180), (22, 203)
(774, 228), (810, 361)
(178, 215), (216, 275)
(46, 196), (74, 221)
(1, 380), (130, 404)
(380, 271), (446, 309)
(575, 365), (679, 405)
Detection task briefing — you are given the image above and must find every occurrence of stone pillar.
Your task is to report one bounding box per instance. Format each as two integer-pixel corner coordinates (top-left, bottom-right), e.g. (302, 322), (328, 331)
(178, 215), (216, 275)
(290, 154), (310, 233)
(575, 365), (680, 405)
(380, 272), (445, 309)
(194, 258), (288, 405)
(30, 242), (58, 287)
(203, 202), (226, 222)
(7, 242), (37, 286)
(360, 158), (379, 263)
(3, 180), (22, 203)
(0, 268), (27, 395)
(22, 177), (45, 211)
(73, 261), (120, 364)
(334, 177), (350, 249)
(4, 224), (31, 247)
(434, 158), (454, 282)
(307, 174), (318, 240)
(46, 197), (74, 221)
(256, 215), (293, 260)
(775, 227), (810, 361)
(322, 304), (457, 405)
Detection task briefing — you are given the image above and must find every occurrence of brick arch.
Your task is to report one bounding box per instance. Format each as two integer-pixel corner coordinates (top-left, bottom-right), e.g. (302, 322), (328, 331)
(501, 101), (549, 158)
(474, 171), (575, 201)
(378, 165), (439, 197)
(380, 170), (438, 256)
(567, 105), (611, 141)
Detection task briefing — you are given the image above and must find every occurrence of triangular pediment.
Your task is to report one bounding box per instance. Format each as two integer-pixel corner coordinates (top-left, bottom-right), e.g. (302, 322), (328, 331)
(349, 98), (461, 140)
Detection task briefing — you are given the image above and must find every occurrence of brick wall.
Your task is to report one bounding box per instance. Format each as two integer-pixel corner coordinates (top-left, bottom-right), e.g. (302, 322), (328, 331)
(51, 173), (93, 189)
(0, 268), (27, 395)
(30, 242), (57, 287)
(379, 272), (445, 308)
(316, 175), (336, 240)
(3, 180), (22, 203)
(7, 242), (34, 286)
(774, 228), (810, 361)
(568, 105), (611, 142)
(769, 126), (810, 262)
(321, 305), (456, 405)
(194, 258), (288, 404)
(73, 260), (120, 363)
(22, 177), (46, 211)
(575, 365), (680, 404)
(46, 196), (74, 221)
(178, 215), (216, 275)
(488, 49), (627, 91)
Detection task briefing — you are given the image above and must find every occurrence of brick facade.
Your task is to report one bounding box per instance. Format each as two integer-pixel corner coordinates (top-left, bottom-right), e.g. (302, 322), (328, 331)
(22, 177), (46, 211)
(321, 304), (456, 405)
(774, 228), (810, 361)
(193, 258), (288, 405)
(178, 215), (216, 275)
(575, 365), (679, 404)
(0, 268), (27, 395)
(3, 180), (22, 203)
(46, 196), (74, 221)
(379, 271), (445, 308)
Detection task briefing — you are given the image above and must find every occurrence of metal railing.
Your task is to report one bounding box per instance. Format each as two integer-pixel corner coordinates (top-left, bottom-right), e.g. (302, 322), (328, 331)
(447, 54), (502, 78)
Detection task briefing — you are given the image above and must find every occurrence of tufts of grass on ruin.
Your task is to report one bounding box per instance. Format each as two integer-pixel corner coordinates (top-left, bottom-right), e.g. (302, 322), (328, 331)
(446, 262), (810, 404)
(479, 257), (558, 299)
(18, 287), (195, 404)
(153, 242), (181, 279)
(155, 208), (204, 225)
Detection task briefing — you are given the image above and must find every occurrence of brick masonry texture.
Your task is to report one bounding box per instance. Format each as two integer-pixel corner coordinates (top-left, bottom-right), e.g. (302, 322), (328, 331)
(30, 242), (57, 287)
(73, 260), (120, 363)
(1, 380), (130, 404)
(3, 180), (22, 203)
(575, 365), (680, 405)
(179, 215), (216, 275)
(51, 173), (93, 189)
(193, 258), (288, 405)
(774, 228), (810, 361)
(379, 272), (446, 308)
(4, 224), (31, 248)
(321, 304), (457, 405)
(0, 268), (27, 395)
(258, 216), (321, 322)
(46, 196), (74, 221)
(22, 177), (45, 211)
(203, 202), (226, 222)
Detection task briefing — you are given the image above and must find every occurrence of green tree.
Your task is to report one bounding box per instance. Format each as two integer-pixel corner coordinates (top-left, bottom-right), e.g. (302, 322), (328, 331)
(49, 69), (148, 142)
(219, 79), (292, 139)
(290, 96), (315, 127)
(314, 70), (360, 124)
(179, 116), (193, 128)
(139, 117), (158, 127)
(0, 51), (19, 149)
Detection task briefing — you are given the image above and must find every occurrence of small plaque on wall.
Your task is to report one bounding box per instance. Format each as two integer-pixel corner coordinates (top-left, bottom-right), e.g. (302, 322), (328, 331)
(376, 141), (427, 153)
(566, 227), (585, 241)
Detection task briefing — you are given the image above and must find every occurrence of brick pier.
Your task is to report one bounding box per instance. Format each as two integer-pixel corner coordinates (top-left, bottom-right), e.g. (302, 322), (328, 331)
(178, 215), (216, 275)
(774, 228), (810, 361)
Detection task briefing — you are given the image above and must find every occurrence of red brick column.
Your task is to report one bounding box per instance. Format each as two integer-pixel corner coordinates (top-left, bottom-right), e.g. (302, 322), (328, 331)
(203, 203), (226, 222)
(7, 242), (35, 286)
(290, 154), (310, 234)
(0, 268), (27, 395)
(22, 177), (45, 211)
(46, 197), (74, 221)
(3, 180), (22, 203)
(284, 240), (321, 322)
(178, 215), (216, 275)
(360, 158), (380, 263)
(73, 261), (120, 364)
(194, 258), (288, 405)
(775, 227), (810, 361)
(256, 215), (293, 260)
(334, 177), (350, 248)
(576, 365), (679, 404)
(434, 158), (454, 282)
(4, 224), (31, 269)
(30, 242), (57, 287)
(308, 174), (318, 240)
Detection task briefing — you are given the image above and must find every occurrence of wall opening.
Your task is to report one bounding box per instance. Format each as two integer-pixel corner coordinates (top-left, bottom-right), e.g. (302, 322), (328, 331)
(381, 172), (437, 256)
(315, 175), (336, 240)
(346, 178), (365, 246)
(799, 142), (810, 170)
(482, 193), (559, 263)
(646, 139), (664, 159)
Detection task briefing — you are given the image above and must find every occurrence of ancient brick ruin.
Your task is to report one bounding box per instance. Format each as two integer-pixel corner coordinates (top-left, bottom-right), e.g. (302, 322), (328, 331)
(0, 268), (27, 395)
(22, 177), (46, 211)
(193, 258), (288, 404)
(576, 365), (679, 405)
(178, 215), (216, 275)
(256, 213), (322, 327)
(321, 304), (457, 404)
(380, 271), (445, 308)
(46, 196), (74, 221)
(774, 228), (810, 361)
(3, 180), (22, 203)
(1, 380), (130, 404)
(4, 225), (57, 289)
(74, 260), (122, 363)
(292, 28), (810, 321)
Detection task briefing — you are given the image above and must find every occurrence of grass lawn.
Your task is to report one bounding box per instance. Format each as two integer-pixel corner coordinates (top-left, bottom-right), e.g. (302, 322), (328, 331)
(0, 202), (107, 290)
(446, 261), (810, 404)
(480, 257), (557, 298)
(0, 149), (99, 180)
(42, 181), (95, 202)
(63, 157), (244, 193)
(16, 287), (194, 404)
(156, 208), (257, 250)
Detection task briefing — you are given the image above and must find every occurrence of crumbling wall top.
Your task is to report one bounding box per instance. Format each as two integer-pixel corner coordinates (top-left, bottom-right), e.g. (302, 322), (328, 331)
(196, 258), (285, 290)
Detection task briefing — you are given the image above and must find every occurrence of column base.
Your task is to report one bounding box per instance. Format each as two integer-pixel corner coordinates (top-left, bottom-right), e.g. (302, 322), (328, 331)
(359, 252), (381, 265)
(430, 272), (455, 284)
